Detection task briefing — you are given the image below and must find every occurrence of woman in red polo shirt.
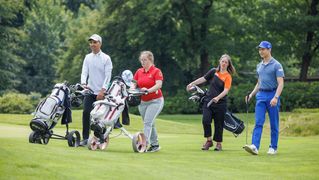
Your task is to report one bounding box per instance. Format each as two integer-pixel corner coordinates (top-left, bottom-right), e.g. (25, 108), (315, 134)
(186, 54), (236, 151)
(133, 51), (164, 152)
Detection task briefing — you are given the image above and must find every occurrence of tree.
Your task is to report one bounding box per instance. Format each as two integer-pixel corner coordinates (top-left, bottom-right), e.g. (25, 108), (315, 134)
(300, 0), (319, 81)
(0, 0), (28, 92)
(62, 0), (97, 16)
(16, 0), (71, 95)
(95, 0), (246, 94)
(56, 5), (102, 85)
(228, 0), (319, 80)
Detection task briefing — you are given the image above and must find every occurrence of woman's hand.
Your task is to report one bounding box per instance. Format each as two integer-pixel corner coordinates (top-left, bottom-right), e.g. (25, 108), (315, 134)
(186, 83), (194, 92)
(140, 87), (149, 93)
(212, 97), (219, 103)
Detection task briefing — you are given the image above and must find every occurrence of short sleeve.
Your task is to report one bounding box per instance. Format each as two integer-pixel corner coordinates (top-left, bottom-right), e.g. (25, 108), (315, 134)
(275, 63), (285, 77)
(203, 68), (216, 81)
(224, 74), (232, 89)
(256, 64), (260, 78)
(154, 69), (164, 81)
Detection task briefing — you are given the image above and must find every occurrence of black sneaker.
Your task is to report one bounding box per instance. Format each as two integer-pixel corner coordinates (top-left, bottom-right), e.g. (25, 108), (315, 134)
(79, 139), (88, 146)
(147, 145), (161, 152)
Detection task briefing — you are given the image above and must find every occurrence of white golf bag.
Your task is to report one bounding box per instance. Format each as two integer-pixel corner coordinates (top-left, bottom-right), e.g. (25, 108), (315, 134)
(29, 82), (86, 146)
(88, 70), (147, 153)
(32, 83), (68, 130)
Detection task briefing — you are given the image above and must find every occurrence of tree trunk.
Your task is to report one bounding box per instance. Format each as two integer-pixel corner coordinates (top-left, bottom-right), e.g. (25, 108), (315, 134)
(199, 0), (213, 75)
(300, 49), (312, 81)
(299, 0), (318, 81)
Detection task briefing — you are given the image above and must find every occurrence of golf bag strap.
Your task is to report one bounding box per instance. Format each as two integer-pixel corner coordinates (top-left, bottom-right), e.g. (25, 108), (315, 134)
(61, 89), (72, 124)
(121, 103), (130, 125)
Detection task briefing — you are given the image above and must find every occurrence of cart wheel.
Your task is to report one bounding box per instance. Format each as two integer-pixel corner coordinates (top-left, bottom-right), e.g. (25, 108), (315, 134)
(67, 130), (81, 147)
(29, 131), (36, 143)
(98, 135), (109, 150)
(88, 136), (99, 151)
(29, 131), (42, 144)
(132, 132), (147, 153)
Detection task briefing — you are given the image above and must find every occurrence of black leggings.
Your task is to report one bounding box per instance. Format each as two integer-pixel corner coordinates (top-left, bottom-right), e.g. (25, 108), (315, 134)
(202, 102), (226, 142)
(82, 94), (97, 140)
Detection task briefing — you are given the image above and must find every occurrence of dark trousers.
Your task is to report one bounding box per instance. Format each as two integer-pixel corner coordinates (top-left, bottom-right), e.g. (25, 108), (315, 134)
(202, 102), (226, 142)
(82, 94), (97, 140)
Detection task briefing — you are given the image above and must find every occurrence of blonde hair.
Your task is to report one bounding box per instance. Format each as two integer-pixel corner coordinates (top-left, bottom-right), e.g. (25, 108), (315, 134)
(217, 54), (236, 74)
(139, 51), (154, 63)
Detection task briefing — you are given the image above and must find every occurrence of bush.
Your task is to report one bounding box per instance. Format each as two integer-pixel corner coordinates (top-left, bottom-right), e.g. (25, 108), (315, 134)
(0, 92), (42, 114)
(161, 82), (319, 114)
(280, 82), (319, 111)
(163, 89), (200, 114)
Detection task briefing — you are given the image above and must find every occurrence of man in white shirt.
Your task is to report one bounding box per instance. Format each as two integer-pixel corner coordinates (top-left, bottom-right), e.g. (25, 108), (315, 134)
(79, 34), (113, 146)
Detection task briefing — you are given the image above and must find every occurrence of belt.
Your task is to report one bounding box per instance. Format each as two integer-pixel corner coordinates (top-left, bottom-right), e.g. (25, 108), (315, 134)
(259, 88), (276, 92)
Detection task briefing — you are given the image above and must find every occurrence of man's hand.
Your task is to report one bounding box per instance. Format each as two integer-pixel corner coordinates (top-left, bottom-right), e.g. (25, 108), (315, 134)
(270, 97), (278, 107)
(96, 89), (106, 100)
(245, 94), (252, 104)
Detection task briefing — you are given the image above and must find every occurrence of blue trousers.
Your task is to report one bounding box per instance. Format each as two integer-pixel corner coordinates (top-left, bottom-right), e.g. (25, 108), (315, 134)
(252, 91), (280, 150)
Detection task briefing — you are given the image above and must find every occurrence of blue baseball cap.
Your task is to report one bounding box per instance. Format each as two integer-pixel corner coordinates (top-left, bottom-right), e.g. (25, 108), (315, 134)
(257, 41), (272, 49)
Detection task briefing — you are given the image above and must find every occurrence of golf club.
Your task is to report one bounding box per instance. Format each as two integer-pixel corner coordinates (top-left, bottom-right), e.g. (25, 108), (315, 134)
(244, 92), (250, 147)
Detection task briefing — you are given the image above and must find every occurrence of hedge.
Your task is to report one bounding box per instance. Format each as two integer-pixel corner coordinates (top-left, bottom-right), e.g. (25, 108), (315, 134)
(161, 82), (319, 114)
(0, 92), (41, 114)
(0, 82), (318, 114)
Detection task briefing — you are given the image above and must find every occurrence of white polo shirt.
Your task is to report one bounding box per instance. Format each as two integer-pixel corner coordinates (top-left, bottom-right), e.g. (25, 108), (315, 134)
(81, 51), (112, 95)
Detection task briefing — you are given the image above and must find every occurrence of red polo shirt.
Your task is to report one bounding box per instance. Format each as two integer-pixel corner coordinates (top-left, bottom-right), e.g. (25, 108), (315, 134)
(134, 65), (164, 101)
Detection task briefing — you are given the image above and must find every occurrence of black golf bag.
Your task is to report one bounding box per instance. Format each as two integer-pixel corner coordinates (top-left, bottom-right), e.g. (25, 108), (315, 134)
(224, 111), (245, 137)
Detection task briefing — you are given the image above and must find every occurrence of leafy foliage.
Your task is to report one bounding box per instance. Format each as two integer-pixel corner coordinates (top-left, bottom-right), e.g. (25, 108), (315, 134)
(0, 0), (27, 92)
(0, 91), (41, 114)
(16, 0), (72, 95)
(0, 0), (318, 111)
(161, 82), (319, 114)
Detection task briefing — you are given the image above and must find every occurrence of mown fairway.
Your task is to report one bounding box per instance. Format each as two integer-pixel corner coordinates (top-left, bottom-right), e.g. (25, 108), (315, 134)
(0, 110), (319, 180)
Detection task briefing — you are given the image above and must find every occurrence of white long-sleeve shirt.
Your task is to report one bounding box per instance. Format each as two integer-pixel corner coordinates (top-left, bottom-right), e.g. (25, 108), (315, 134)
(81, 51), (112, 95)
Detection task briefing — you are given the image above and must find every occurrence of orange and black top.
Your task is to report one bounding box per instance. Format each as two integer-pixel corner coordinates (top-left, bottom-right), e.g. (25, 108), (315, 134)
(203, 68), (232, 106)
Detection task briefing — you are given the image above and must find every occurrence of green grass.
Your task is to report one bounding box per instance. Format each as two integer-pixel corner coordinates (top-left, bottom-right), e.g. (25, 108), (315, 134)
(0, 110), (319, 180)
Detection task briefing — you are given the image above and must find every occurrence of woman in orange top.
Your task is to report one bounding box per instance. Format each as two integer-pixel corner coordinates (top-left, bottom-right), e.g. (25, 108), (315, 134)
(186, 54), (236, 151)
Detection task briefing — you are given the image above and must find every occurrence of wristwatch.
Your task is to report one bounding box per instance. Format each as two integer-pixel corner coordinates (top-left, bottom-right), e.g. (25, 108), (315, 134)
(274, 96), (279, 99)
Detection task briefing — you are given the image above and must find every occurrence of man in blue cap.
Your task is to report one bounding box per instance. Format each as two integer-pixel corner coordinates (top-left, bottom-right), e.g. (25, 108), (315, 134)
(244, 41), (284, 155)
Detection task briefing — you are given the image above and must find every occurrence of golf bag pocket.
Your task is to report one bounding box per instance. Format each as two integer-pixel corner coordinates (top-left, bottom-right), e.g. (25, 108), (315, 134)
(35, 96), (62, 120)
(224, 111), (245, 137)
(91, 101), (125, 126)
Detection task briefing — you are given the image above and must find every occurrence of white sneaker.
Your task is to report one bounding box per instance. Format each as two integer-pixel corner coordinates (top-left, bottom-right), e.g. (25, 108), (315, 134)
(244, 144), (258, 155)
(267, 148), (277, 155)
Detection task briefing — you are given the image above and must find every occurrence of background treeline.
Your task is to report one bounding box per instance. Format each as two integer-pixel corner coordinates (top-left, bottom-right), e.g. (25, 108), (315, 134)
(0, 0), (318, 114)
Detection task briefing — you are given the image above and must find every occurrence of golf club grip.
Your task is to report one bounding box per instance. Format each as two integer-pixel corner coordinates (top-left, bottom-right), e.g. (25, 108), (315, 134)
(207, 99), (214, 107)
